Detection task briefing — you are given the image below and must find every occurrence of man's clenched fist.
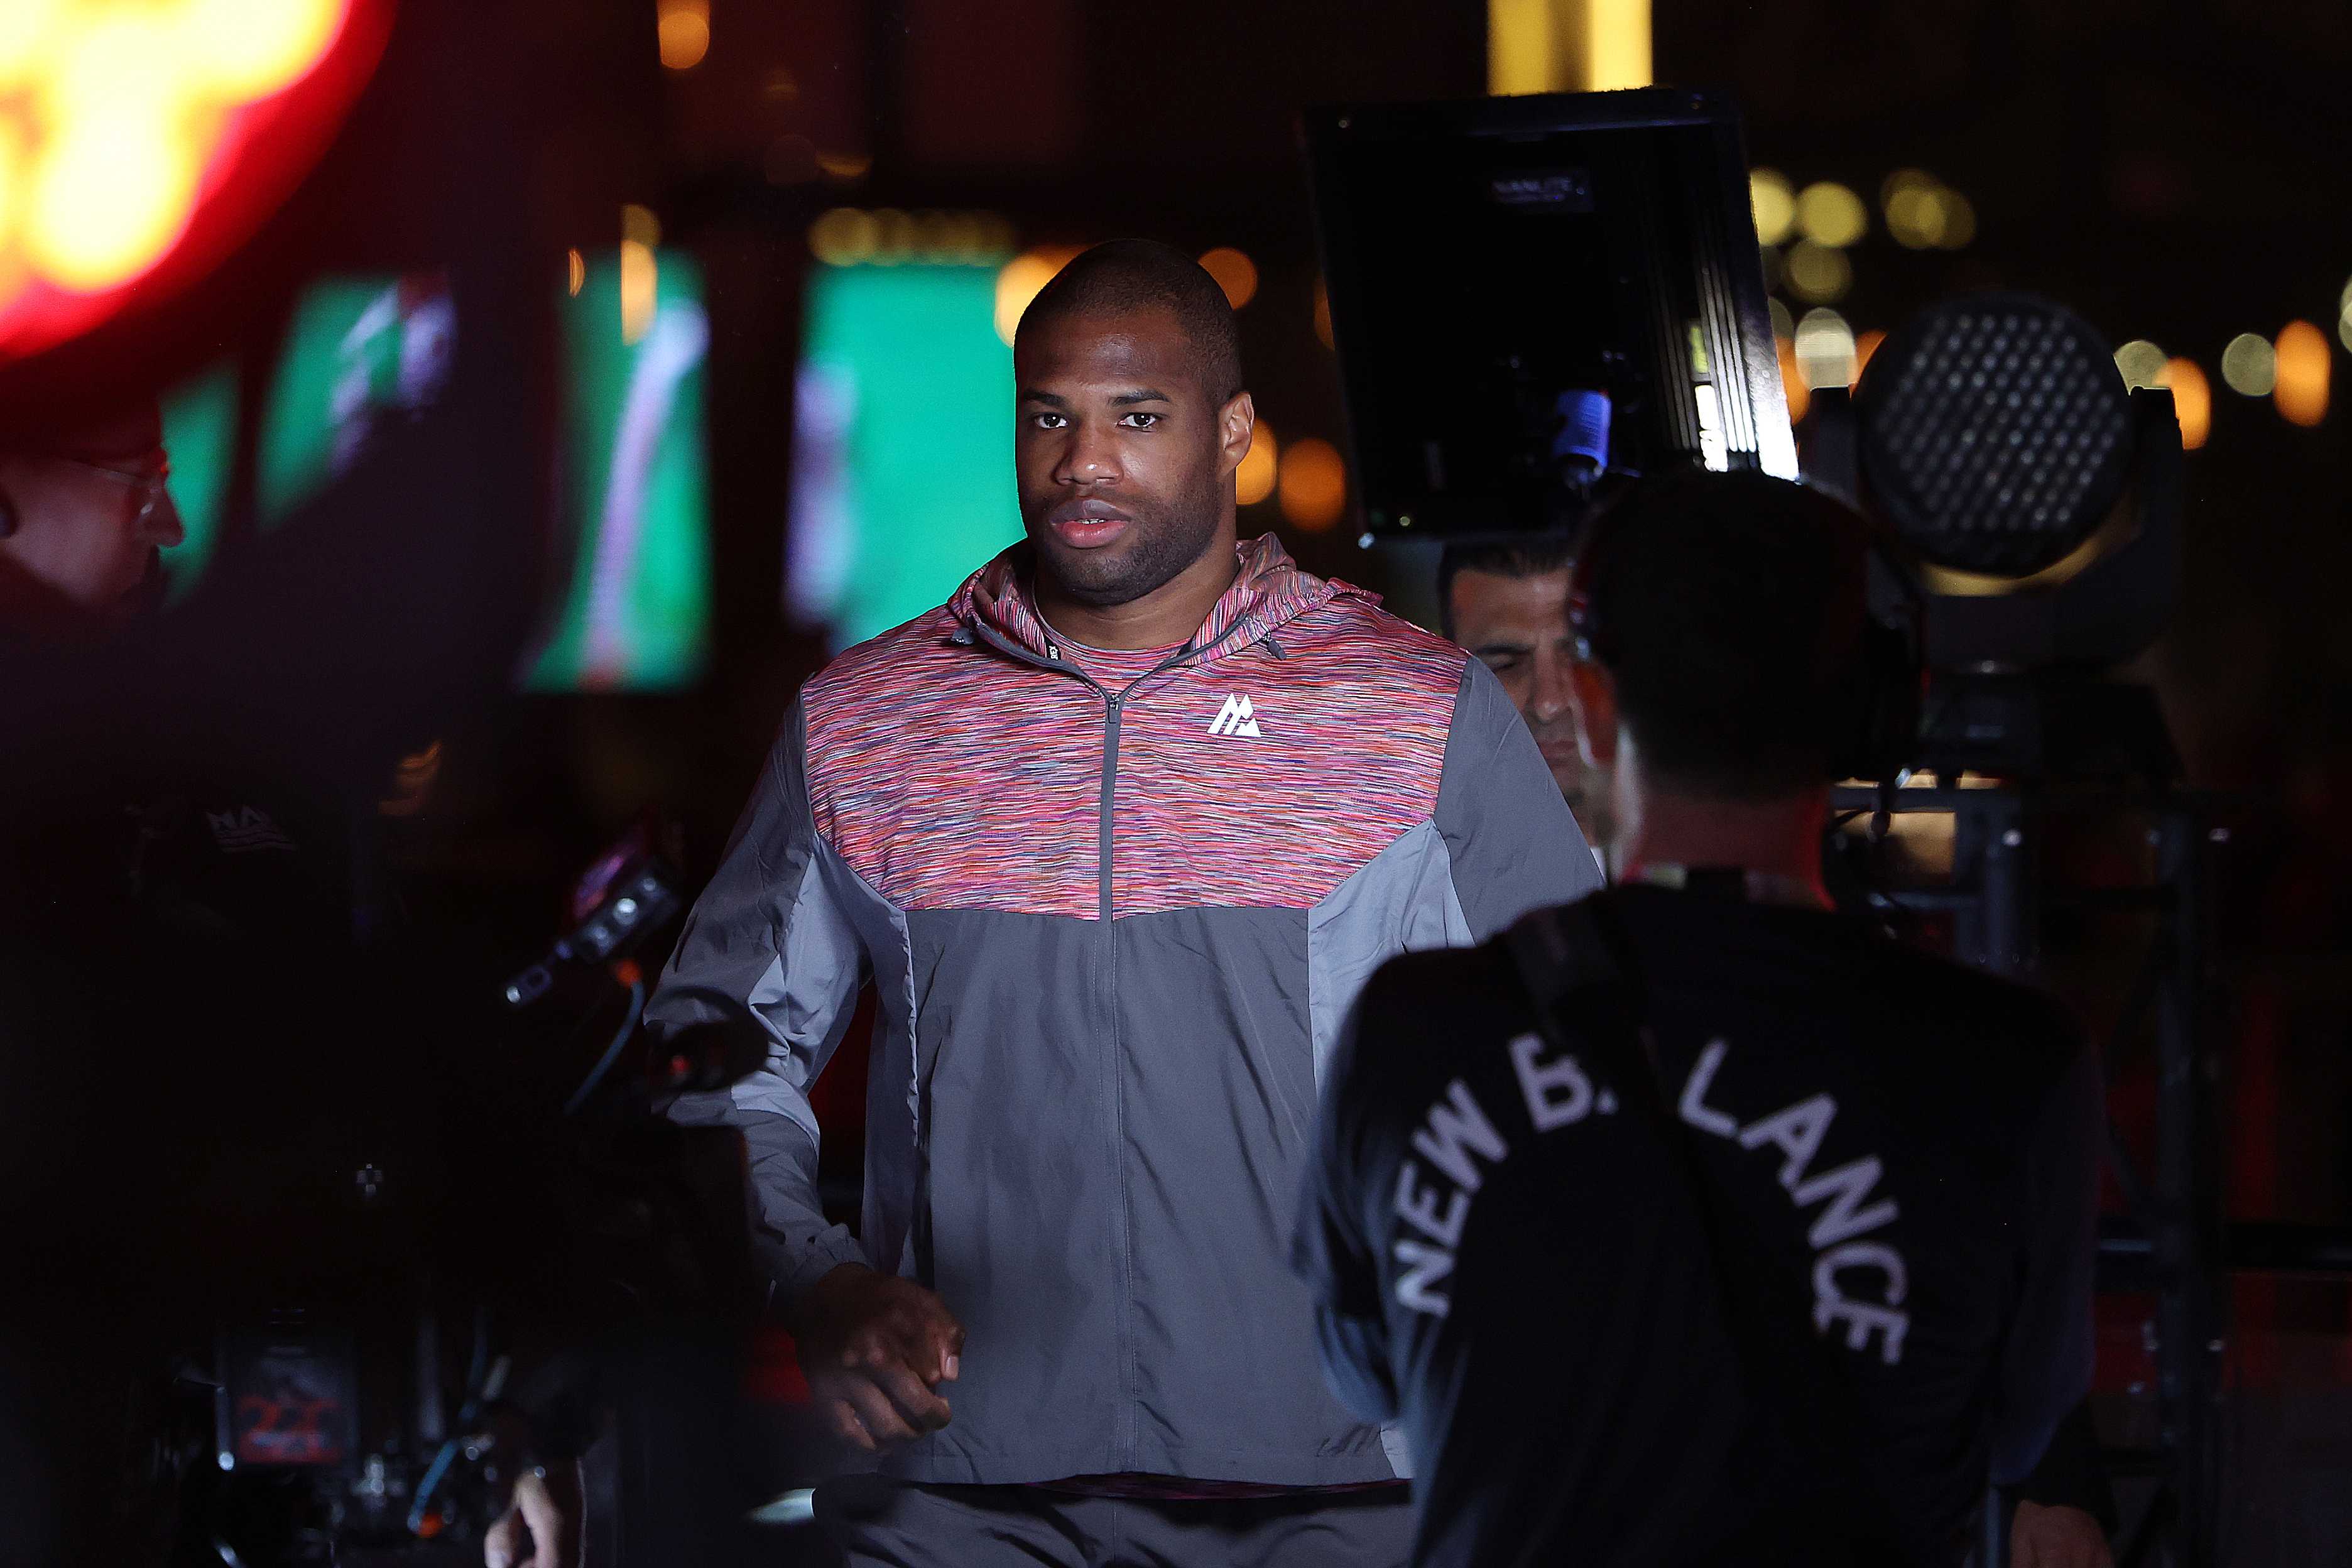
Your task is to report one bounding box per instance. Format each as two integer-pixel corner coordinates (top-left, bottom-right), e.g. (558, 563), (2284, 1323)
(797, 1264), (966, 1452)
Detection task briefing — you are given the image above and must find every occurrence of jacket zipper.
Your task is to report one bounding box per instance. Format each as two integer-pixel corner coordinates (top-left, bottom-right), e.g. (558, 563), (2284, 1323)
(1100, 688), (1133, 1457)
(967, 619), (1227, 1467)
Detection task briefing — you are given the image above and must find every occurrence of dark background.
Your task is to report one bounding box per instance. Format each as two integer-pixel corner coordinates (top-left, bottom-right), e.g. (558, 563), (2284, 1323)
(456, 0), (2352, 1233)
(17, 0), (2344, 1554)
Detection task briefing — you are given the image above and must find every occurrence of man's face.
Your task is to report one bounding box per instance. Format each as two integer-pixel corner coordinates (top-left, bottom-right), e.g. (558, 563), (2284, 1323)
(0, 405), (182, 626)
(1015, 306), (1243, 607)
(1449, 565), (1614, 837)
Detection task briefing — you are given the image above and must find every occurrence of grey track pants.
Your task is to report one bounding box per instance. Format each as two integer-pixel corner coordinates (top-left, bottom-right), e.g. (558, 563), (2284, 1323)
(814, 1478), (1413, 1568)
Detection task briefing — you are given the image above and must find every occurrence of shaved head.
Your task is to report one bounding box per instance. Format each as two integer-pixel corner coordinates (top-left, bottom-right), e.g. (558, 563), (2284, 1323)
(1016, 239), (1244, 404)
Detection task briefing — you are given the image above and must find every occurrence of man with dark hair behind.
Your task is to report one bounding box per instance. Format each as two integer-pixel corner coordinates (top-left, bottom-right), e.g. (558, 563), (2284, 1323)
(1297, 470), (2112, 1565)
(1438, 535), (1614, 861)
(648, 239), (1598, 1565)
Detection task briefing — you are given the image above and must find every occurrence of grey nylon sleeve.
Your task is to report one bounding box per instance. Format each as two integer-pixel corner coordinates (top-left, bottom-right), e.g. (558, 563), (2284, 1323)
(1990, 1040), (2104, 1485)
(1433, 655), (1605, 937)
(648, 697), (870, 1300)
(1292, 998), (1401, 1425)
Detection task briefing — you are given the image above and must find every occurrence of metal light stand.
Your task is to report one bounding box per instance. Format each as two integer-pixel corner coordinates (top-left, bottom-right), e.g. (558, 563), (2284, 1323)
(1804, 366), (2228, 1567)
(1836, 732), (2224, 1568)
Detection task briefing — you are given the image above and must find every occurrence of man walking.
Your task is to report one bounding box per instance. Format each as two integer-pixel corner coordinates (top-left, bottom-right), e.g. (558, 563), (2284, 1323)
(649, 240), (1598, 1565)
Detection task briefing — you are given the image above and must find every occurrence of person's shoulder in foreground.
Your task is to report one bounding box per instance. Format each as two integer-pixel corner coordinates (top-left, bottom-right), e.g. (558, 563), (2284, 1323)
(1297, 466), (2111, 1565)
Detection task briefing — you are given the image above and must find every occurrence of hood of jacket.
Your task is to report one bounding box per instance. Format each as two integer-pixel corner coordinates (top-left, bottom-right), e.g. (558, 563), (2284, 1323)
(948, 533), (1376, 667)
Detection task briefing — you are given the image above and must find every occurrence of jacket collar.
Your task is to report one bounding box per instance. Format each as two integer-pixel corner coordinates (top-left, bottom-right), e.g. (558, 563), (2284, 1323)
(949, 534), (1375, 667)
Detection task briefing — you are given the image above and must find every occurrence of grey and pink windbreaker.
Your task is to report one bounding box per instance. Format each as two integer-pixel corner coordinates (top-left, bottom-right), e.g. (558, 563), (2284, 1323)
(651, 534), (1599, 1487)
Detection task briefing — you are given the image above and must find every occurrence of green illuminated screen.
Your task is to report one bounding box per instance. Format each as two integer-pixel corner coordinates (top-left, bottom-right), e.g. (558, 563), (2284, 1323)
(158, 362), (236, 602)
(521, 253), (712, 690)
(790, 264), (1019, 649)
(158, 260), (712, 691)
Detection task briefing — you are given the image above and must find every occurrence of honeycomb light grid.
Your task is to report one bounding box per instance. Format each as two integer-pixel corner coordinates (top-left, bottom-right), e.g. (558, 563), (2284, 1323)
(1865, 303), (2132, 576)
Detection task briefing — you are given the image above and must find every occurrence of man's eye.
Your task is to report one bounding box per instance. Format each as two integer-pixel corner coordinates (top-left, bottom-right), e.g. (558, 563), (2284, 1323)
(1119, 412), (1160, 430)
(1032, 413), (1067, 430)
(1479, 653), (1525, 672)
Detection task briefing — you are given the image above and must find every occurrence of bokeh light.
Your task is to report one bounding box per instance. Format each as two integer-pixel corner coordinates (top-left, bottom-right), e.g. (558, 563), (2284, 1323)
(1197, 247), (1258, 310)
(0, 122), (23, 263)
(809, 207), (878, 266)
(176, 0), (346, 98)
(994, 245), (1082, 345)
(1793, 307), (1856, 389)
(1880, 168), (1976, 251)
(1278, 437), (1346, 531)
(1235, 420), (1277, 506)
(2161, 357), (2210, 450)
(2219, 332), (2276, 396)
(1794, 182), (1867, 248)
(28, 104), (202, 290)
(1887, 170), (1976, 249)
(2113, 339), (2168, 390)
(2273, 319), (2329, 427)
(1784, 239), (1851, 304)
(566, 248), (584, 297)
(868, 209), (913, 266)
(1937, 192), (1977, 248)
(0, 0), (364, 337)
(657, 0), (710, 70)
(1767, 297), (1794, 340)
(1312, 277), (1332, 350)
(810, 209), (1015, 271)
(2338, 278), (2352, 354)
(1750, 168), (1795, 246)
(1881, 169), (1937, 248)
(1854, 329), (1886, 378)
(619, 204), (660, 346)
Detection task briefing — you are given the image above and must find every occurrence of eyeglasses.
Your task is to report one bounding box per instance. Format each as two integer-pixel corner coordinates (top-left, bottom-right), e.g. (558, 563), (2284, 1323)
(56, 452), (173, 529)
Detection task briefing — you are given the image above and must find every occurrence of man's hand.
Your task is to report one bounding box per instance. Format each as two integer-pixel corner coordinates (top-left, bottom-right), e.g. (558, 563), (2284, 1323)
(484, 1460), (582, 1568)
(2012, 1501), (2113, 1568)
(797, 1263), (964, 1452)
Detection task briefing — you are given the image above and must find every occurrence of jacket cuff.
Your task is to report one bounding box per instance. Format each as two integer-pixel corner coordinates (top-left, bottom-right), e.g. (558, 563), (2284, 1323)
(761, 1224), (871, 1304)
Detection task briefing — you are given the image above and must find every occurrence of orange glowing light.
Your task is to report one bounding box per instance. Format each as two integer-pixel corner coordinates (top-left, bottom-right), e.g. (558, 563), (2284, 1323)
(2159, 357), (2209, 450)
(0, 0), (384, 359)
(1278, 437), (1347, 531)
(27, 107), (204, 291)
(1197, 247), (1257, 310)
(657, 0), (710, 71)
(177, 0), (349, 99)
(0, 113), (27, 244)
(620, 205), (660, 346)
(1235, 420), (1277, 506)
(994, 245), (1082, 346)
(2273, 319), (2329, 428)
(1854, 329), (1885, 379)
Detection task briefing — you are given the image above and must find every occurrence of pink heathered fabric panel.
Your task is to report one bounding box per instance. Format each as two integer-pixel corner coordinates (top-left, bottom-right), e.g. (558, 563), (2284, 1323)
(799, 555), (1464, 920)
(1111, 600), (1464, 917)
(801, 608), (1104, 918)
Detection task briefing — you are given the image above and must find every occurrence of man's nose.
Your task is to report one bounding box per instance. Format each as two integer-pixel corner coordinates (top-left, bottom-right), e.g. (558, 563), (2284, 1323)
(1057, 422), (1122, 484)
(148, 487), (186, 548)
(1530, 657), (1572, 722)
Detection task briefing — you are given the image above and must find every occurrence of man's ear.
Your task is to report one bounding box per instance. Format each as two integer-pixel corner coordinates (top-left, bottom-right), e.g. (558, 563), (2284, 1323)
(1218, 391), (1256, 480)
(1567, 660), (1620, 772)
